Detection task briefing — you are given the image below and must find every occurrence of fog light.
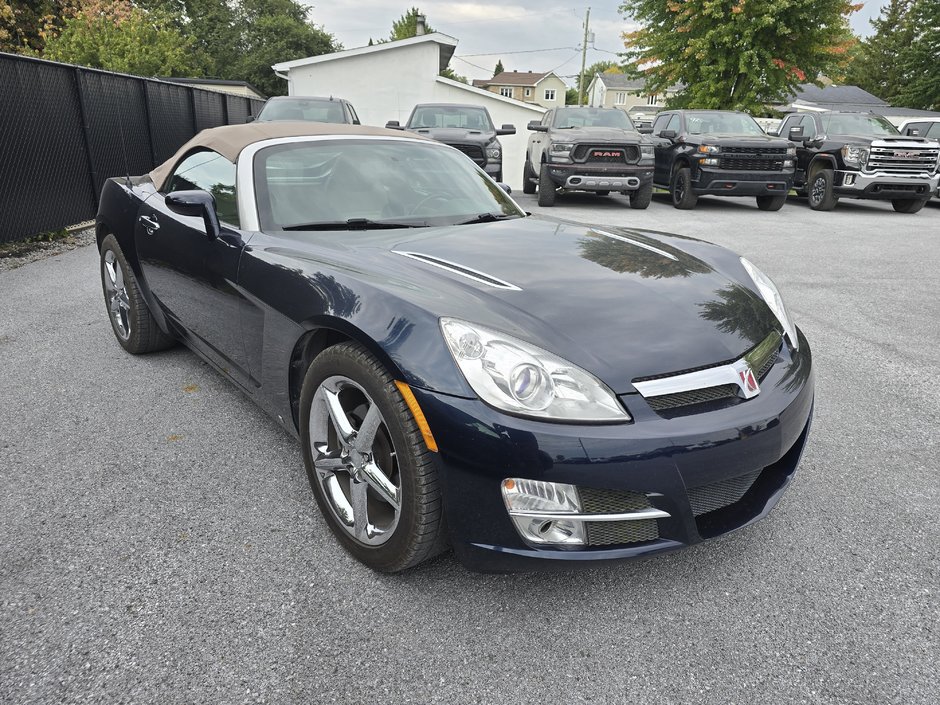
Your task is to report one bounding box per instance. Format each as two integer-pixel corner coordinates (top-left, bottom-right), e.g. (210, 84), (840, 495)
(502, 478), (586, 545)
(702, 157), (719, 166)
(844, 174), (856, 185)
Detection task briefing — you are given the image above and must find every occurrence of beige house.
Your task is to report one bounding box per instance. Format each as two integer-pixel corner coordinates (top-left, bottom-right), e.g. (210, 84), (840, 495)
(586, 73), (682, 120)
(472, 70), (567, 109)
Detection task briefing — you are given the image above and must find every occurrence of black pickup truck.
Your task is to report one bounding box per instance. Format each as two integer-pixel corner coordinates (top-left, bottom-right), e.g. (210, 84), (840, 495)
(650, 110), (796, 210)
(386, 103), (515, 182)
(772, 111), (940, 213)
(524, 107), (655, 208)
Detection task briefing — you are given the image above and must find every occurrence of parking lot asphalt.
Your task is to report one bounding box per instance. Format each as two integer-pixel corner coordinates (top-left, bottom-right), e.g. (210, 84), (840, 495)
(1, 195), (938, 704)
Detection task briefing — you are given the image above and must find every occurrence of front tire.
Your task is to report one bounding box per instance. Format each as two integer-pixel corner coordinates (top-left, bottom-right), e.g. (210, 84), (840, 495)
(756, 194), (787, 211)
(537, 163), (557, 206)
(299, 342), (445, 573)
(670, 167), (697, 209)
(522, 158), (536, 194)
(629, 182), (653, 209)
(99, 234), (175, 354)
(807, 168), (838, 211)
(892, 198), (927, 214)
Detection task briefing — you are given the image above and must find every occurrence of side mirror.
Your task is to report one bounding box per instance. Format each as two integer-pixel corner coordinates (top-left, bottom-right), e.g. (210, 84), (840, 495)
(906, 128), (919, 136)
(385, 120), (403, 130)
(245, 115), (255, 123)
(788, 125), (805, 141)
(765, 129), (779, 137)
(527, 121), (548, 132)
(637, 126), (653, 135)
(660, 129), (677, 140)
(496, 124), (516, 136)
(497, 183), (512, 194)
(165, 190), (220, 240)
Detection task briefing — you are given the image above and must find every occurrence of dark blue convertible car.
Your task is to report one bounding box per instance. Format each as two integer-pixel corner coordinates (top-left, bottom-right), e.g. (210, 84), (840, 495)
(96, 122), (814, 572)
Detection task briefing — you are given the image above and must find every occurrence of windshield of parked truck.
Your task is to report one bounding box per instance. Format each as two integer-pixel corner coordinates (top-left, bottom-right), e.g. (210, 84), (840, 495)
(552, 108), (635, 130)
(685, 112), (765, 136)
(821, 113), (899, 136)
(408, 106), (494, 131)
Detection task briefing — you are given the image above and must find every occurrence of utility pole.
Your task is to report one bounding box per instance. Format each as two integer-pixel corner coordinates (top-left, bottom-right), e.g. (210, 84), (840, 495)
(578, 7), (591, 106)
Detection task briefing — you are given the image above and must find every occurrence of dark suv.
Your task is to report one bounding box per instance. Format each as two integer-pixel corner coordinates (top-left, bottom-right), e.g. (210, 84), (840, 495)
(253, 96), (360, 124)
(772, 111), (940, 213)
(525, 107), (655, 208)
(651, 110), (795, 210)
(387, 104), (515, 182)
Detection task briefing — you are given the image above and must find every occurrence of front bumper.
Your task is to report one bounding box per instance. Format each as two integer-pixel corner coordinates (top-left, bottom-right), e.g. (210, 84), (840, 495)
(413, 331), (814, 572)
(694, 168), (794, 197)
(483, 162), (502, 178)
(546, 162), (654, 192)
(833, 170), (938, 199)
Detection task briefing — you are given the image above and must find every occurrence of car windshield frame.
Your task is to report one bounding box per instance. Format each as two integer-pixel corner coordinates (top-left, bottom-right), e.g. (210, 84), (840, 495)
(551, 108), (636, 130)
(258, 98), (349, 124)
(820, 113), (900, 137)
(406, 106), (494, 131)
(250, 137), (524, 233)
(685, 112), (765, 136)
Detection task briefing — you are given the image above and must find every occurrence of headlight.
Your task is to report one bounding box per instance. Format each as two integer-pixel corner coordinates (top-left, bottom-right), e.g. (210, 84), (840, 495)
(640, 144), (654, 157)
(550, 142), (574, 154)
(841, 144), (868, 166)
(440, 318), (630, 422)
(786, 146), (797, 156)
(697, 145), (720, 154)
(740, 258), (799, 350)
(486, 144), (501, 160)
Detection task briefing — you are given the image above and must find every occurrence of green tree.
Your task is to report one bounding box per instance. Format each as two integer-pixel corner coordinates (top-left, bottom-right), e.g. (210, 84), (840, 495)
(619, 0), (859, 112)
(565, 87), (579, 105)
(390, 7), (433, 40)
(43, 0), (199, 75)
(493, 59), (504, 76)
(0, 0), (76, 54)
(895, 0), (939, 110)
(843, 0), (915, 102)
(577, 60), (621, 94)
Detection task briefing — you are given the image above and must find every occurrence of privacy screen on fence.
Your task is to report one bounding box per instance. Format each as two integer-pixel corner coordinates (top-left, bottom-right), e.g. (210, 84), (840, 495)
(0, 53), (265, 244)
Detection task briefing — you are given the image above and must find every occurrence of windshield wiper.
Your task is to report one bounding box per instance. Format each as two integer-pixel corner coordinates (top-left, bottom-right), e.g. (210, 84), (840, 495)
(282, 218), (425, 231)
(454, 213), (521, 225)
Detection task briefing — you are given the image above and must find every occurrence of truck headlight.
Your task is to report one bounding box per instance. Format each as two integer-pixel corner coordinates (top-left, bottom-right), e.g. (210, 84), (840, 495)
(697, 145), (720, 154)
(486, 145), (501, 160)
(841, 144), (868, 167)
(786, 146), (797, 156)
(640, 144), (654, 158)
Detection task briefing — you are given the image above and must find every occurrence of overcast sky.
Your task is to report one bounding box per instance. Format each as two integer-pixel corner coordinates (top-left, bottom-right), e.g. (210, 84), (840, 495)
(304, 2), (888, 86)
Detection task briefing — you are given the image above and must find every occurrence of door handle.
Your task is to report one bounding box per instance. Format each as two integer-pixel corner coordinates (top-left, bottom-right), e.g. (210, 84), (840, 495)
(138, 214), (160, 234)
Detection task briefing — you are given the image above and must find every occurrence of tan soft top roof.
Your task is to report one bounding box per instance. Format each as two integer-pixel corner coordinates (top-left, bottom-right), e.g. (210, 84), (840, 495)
(149, 121), (428, 189)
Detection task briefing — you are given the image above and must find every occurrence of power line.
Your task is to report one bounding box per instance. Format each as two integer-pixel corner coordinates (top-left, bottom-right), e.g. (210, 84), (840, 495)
(459, 46), (578, 58)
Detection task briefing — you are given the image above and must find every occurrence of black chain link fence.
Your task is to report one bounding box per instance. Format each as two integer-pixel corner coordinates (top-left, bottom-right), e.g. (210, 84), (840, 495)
(0, 53), (265, 244)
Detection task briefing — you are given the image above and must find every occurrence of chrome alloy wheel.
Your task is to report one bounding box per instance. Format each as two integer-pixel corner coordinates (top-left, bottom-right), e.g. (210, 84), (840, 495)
(810, 174), (827, 205)
(309, 375), (402, 546)
(103, 250), (131, 340)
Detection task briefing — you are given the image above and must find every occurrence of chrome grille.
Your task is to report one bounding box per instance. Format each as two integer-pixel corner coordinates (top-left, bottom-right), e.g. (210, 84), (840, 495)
(688, 470), (761, 516)
(449, 143), (485, 165)
(646, 384), (737, 411)
(586, 519), (659, 546)
(866, 145), (939, 174)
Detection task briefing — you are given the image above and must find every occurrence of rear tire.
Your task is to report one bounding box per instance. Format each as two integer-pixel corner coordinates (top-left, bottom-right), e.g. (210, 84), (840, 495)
(756, 194), (787, 211)
(596, 190), (610, 196)
(99, 234), (175, 354)
(670, 167), (697, 209)
(892, 198), (927, 214)
(807, 168), (838, 211)
(299, 342), (446, 573)
(537, 163), (556, 206)
(522, 158), (536, 194)
(629, 182), (653, 209)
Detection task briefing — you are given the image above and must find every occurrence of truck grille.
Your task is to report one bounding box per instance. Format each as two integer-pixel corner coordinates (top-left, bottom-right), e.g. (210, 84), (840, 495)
(718, 157), (785, 171)
(866, 145), (939, 174)
(721, 146), (788, 155)
(449, 143), (486, 166)
(573, 145), (641, 164)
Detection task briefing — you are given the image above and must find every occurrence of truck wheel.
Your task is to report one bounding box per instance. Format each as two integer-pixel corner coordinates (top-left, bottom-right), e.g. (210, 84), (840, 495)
(670, 167), (697, 209)
(596, 190), (610, 196)
(807, 168), (838, 211)
(756, 194), (787, 211)
(629, 182), (653, 209)
(537, 164), (556, 207)
(891, 198), (927, 214)
(522, 158), (536, 194)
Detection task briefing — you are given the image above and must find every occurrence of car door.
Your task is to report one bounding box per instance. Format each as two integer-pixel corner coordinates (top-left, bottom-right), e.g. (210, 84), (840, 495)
(653, 113), (681, 185)
(135, 149), (254, 386)
(529, 110), (552, 168)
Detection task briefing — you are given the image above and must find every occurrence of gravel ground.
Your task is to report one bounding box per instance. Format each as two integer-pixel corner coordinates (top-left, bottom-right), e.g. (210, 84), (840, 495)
(0, 227), (96, 272)
(1, 195), (938, 704)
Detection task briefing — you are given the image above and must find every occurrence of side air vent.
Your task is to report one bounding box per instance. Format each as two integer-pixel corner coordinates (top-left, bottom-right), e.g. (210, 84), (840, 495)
(392, 251), (522, 291)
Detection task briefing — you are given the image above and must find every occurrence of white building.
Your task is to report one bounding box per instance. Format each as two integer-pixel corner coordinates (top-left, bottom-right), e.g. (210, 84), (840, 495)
(271, 34), (546, 189)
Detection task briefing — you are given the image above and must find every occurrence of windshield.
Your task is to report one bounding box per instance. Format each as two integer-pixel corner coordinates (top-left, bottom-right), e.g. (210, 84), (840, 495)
(552, 108), (635, 130)
(253, 140), (524, 232)
(685, 112), (764, 135)
(821, 113), (899, 136)
(407, 106), (493, 131)
(258, 99), (347, 124)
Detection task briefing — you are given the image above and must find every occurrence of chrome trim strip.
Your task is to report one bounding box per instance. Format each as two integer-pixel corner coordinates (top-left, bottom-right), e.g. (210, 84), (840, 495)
(392, 251), (522, 291)
(508, 508), (671, 522)
(591, 229), (679, 261)
(633, 361), (757, 399)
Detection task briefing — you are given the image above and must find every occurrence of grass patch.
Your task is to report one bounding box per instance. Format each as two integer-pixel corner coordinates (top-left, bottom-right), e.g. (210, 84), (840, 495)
(0, 228), (83, 260)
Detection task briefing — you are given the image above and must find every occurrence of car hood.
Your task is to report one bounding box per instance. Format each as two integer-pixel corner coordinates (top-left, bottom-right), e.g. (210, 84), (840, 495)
(699, 135), (790, 146)
(408, 127), (495, 144)
(551, 127), (644, 143)
(326, 218), (779, 394)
